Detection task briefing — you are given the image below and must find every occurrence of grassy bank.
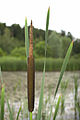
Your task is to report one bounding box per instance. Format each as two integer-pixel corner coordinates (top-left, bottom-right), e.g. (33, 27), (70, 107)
(0, 56), (80, 71)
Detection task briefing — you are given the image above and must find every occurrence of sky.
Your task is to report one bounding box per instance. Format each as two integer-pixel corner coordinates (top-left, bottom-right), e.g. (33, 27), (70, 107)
(0, 0), (80, 38)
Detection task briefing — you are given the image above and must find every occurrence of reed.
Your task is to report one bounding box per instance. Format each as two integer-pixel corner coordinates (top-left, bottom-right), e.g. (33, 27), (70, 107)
(27, 21), (35, 112)
(37, 7), (50, 120)
(7, 98), (21, 120)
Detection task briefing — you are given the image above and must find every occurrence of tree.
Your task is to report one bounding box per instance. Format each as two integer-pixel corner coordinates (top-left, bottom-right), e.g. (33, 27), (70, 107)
(48, 31), (71, 58)
(0, 48), (6, 56)
(61, 30), (66, 36)
(48, 31), (62, 58)
(35, 41), (50, 57)
(0, 28), (24, 54)
(73, 39), (80, 55)
(67, 32), (73, 40)
(10, 24), (24, 40)
(0, 23), (6, 35)
(61, 36), (71, 57)
(11, 47), (26, 57)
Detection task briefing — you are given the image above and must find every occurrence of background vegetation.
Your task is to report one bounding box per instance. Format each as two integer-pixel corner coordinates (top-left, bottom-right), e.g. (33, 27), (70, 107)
(0, 22), (80, 71)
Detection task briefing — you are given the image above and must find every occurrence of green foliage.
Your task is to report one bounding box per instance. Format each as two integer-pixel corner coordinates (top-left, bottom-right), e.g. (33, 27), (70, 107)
(73, 39), (80, 55)
(0, 28), (24, 54)
(67, 58), (80, 71)
(48, 31), (62, 58)
(0, 57), (27, 71)
(61, 36), (71, 57)
(11, 47), (26, 57)
(7, 99), (21, 120)
(0, 23), (6, 35)
(33, 28), (45, 40)
(61, 30), (65, 36)
(0, 48), (6, 56)
(0, 22), (79, 58)
(10, 24), (24, 40)
(7, 99), (14, 120)
(67, 32), (73, 40)
(35, 41), (50, 57)
(48, 31), (71, 58)
(35, 41), (45, 56)
(71, 53), (80, 59)
(36, 58), (63, 71)
(0, 57), (80, 71)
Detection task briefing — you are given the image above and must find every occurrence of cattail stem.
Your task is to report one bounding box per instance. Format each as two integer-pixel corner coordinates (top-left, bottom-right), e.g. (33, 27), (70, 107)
(27, 20), (35, 112)
(30, 112), (32, 120)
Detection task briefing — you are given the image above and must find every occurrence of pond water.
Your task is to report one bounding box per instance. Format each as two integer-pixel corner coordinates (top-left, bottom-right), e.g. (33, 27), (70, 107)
(1, 71), (80, 120)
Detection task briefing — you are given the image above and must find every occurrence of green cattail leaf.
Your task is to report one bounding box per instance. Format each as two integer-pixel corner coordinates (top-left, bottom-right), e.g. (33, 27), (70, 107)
(37, 7), (50, 120)
(1, 86), (5, 120)
(54, 41), (73, 98)
(46, 7), (50, 32)
(53, 96), (61, 120)
(16, 106), (21, 120)
(25, 17), (29, 59)
(7, 99), (14, 120)
(45, 7), (50, 56)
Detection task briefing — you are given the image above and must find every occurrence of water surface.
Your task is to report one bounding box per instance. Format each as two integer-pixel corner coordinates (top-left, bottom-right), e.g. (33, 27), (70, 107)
(2, 71), (80, 120)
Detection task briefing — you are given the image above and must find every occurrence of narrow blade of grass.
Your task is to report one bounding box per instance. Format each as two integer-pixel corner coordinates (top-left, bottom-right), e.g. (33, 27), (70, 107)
(54, 41), (73, 98)
(16, 106), (21, 120)
(53, 96), (61, 120)
(37, 7), (50, 120)
(7, 99), (14, 120)
(25, 17), (29, 59)
(45, 7), (50, 57)
(1, 86), (5, 120)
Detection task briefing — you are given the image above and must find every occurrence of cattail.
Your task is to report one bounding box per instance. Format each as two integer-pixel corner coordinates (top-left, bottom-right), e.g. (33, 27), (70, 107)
(27, 20), (35, 112)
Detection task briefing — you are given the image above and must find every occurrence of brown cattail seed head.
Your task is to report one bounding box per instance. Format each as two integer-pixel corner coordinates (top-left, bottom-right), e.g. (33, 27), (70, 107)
(29, 20), (33, 57)
(27, 20), (35, 112)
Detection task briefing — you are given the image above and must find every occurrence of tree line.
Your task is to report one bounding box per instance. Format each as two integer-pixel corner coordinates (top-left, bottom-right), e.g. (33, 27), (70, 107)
(0, 22), (80, 58)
